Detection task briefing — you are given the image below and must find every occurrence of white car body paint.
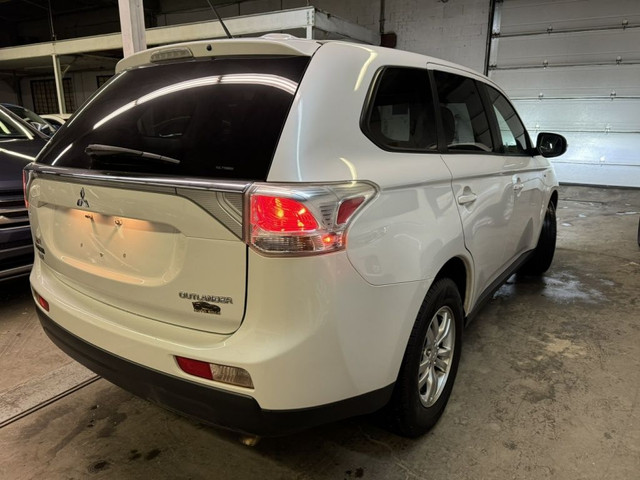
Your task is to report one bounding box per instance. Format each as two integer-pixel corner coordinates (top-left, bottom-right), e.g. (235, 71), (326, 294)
(26, 37), (559, 428)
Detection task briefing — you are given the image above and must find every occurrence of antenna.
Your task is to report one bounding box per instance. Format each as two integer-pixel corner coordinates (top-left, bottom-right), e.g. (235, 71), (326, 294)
(206, 0), (234, 39)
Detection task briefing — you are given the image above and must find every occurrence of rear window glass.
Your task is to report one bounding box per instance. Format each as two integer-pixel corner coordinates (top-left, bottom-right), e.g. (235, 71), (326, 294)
(362, 67), (437, 152)
(485, 85), (530, 155)
(434, 71), (493, 153)
(37, 56), (309, 180)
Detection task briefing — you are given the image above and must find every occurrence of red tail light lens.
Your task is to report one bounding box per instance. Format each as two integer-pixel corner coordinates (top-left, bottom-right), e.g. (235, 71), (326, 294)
(251, 196), (319, 232)
(247, 182), (377, 255)
(22, 169), (29, 209)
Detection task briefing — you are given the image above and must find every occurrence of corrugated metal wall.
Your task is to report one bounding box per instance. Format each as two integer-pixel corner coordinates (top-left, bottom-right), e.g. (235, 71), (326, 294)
(488, 0), (640, 187)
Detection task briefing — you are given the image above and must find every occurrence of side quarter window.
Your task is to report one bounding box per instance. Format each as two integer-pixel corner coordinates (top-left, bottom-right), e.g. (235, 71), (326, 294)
(485, 85), (530, 155)
(362, 67), (437, 152)
(433, 71), (493, 153)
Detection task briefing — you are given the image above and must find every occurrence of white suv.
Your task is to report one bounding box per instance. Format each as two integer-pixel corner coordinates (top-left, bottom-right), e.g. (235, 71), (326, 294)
(24, 36), (566, 437)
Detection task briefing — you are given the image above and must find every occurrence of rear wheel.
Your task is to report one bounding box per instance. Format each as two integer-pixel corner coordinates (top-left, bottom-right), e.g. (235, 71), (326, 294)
(520, 201), (557, 275)
(386, 278), (463, 437)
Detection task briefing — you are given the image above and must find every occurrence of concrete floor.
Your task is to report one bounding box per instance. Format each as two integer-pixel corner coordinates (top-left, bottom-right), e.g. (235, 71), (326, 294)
(1, 185), (639, 480)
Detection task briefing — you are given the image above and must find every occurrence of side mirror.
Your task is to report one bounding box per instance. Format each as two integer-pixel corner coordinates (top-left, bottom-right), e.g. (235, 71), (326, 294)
(536, 132), (567, 158)
(41, 124), (56, 136)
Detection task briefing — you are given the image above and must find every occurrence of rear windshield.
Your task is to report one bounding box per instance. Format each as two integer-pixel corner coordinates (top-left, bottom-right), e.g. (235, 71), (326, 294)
(37, 56), (309, 180)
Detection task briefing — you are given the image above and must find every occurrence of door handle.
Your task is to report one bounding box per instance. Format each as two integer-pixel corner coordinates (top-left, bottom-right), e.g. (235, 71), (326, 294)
(513, 176), (524, 192)
(458, 193), (478, 205)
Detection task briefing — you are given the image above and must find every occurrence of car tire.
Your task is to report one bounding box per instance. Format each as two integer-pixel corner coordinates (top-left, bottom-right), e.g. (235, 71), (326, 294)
(520, 201), (557, 275)
(385, 278), (463, 438)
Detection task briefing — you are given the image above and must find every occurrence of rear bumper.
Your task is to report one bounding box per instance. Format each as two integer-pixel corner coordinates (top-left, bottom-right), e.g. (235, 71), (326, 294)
(37, 308), (393, 436)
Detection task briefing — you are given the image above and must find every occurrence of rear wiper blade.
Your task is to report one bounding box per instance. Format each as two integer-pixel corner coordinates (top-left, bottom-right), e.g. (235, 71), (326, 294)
(85, 144), (181, 164)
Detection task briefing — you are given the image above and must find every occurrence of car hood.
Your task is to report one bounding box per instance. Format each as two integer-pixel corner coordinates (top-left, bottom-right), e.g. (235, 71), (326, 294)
(0, 138), (46, 191)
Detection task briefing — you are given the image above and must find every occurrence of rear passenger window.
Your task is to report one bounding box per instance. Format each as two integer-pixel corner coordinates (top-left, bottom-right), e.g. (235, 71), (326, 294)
(485, 85), (529, 155)
(363, 67), (437, 151)
(434, 71), (493, 152)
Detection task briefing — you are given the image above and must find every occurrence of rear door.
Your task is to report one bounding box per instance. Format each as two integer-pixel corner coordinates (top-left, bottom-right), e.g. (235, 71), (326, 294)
(482, 83), (546, 260)
(431, 68), (518, 297)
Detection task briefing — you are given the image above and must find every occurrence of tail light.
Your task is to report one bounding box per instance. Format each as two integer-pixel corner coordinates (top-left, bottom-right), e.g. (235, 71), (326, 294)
(22, 168), (32, 209)
(246, 182), (377, 255)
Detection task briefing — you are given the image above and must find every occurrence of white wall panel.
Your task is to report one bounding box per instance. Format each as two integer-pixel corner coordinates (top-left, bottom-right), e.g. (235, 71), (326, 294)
(514, 99), (640, 133)
(491, 64), (640, 98)
(499, 0), (640, 35)
(551, 163), (640, 188)
(495, 28), (640, 67)
(489, 0), (640, 187)
(527, 129), (640, 188)
(516, 99), (640, 188)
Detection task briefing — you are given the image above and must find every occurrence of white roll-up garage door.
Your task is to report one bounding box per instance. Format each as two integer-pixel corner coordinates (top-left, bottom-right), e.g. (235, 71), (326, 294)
(488, 0), (640, 187)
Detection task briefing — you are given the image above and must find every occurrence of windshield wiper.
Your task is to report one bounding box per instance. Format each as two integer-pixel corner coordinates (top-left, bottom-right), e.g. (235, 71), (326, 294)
(85, 144), (181, 164)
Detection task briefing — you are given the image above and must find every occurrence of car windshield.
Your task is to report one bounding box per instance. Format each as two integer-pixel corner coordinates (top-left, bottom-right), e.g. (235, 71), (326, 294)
(3, 104), (49, 126)
(37, 56), (310, 180)
(0, 109), (31, 140)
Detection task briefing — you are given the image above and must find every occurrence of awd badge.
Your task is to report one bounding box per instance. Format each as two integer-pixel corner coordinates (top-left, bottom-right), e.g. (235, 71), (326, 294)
(192, 301), (221, 315)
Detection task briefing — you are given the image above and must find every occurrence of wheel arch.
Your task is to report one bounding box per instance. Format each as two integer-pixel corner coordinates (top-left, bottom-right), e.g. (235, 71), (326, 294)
(433, 256), (469, 319)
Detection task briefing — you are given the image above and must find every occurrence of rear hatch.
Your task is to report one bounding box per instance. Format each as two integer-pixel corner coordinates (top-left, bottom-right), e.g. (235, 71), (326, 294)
(27, 51), (311, 334)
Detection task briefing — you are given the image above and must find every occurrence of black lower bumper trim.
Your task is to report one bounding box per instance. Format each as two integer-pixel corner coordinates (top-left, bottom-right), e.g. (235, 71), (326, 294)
(36, 308), (394, 436)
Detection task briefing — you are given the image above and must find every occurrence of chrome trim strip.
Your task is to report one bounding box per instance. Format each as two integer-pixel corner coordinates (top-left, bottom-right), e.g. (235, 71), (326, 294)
(0, 216), (29, 226)
(0, 264), (32, 281)
(24, 163), (252, 194)
(0, 194), (25, 203)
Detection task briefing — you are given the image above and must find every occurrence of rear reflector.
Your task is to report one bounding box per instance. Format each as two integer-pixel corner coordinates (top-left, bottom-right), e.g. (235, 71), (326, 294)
(176, 357), (213, 380)
(337, 196), (365, 225)
(175, 356), (254, 388)
(33, 290), (49, 312)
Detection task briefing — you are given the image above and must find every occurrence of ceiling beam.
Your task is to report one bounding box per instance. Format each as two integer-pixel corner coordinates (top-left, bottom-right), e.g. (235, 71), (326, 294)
(0, 7), (380, 70)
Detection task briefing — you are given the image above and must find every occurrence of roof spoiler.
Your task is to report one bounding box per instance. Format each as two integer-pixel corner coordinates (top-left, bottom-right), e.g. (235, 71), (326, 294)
(116, 37), (320, 73)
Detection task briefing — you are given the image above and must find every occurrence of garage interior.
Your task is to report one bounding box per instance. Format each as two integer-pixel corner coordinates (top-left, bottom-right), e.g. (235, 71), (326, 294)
(1, 1), (639, 479)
